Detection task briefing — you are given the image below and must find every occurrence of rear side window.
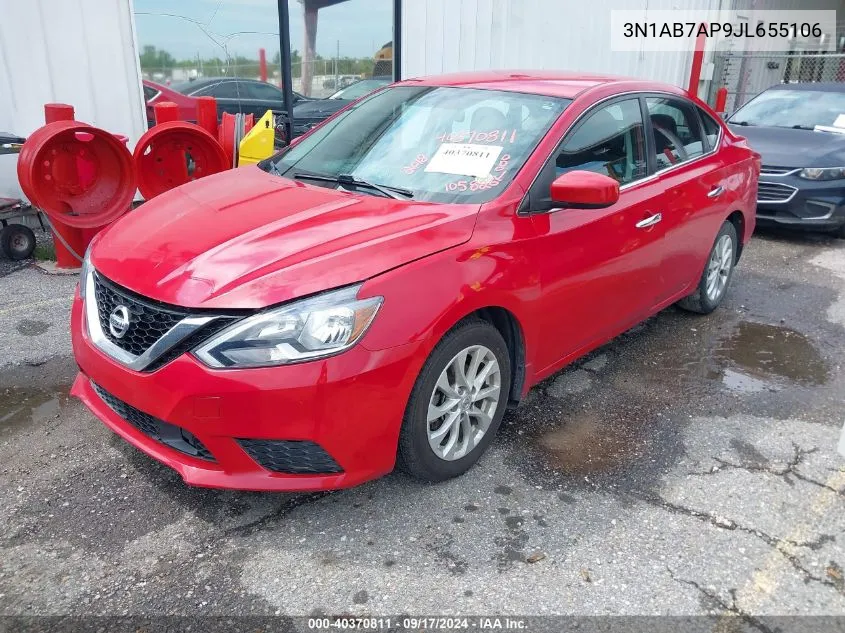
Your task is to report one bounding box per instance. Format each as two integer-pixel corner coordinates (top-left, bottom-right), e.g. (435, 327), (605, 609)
(198, 81), (241, 98)
(698, 107), (722, 149)
(646, 97), (705, 169)
(555, 98), (648, 186)
(247, 82), (283, 101)
(143, 85), (159, 102)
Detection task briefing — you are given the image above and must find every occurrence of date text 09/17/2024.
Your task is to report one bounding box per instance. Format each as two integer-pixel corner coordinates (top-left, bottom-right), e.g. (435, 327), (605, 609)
(307, 617), (528, 630)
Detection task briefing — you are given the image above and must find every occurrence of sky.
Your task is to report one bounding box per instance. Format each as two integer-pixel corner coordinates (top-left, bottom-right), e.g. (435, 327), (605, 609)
(133, 0), (394, 61)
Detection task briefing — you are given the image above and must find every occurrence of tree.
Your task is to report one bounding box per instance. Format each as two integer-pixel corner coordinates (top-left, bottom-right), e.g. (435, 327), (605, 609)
(272, 49), (302, 77)
(139, 45), (175, 70)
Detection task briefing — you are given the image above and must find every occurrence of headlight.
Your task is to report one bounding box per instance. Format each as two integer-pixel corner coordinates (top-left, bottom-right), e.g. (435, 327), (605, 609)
(79, 245), (92, 300)
(193, 286), (382, 368)
(798, 167), (845, 181)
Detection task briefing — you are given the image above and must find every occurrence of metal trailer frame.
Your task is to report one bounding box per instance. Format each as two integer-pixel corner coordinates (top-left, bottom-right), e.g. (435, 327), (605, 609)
(0, 133), (42, 261)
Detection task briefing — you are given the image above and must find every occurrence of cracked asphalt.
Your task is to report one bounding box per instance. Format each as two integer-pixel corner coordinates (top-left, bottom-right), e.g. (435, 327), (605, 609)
(0, 228), (844, 622)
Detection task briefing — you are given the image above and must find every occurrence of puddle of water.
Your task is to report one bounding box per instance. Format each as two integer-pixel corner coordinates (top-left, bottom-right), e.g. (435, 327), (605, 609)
(512, 318), (830, 485)
(537, 410), (643, 475)
(716, 321), (829, 386)
(719, 368), (778, 394)
(0, 386), (71, 434)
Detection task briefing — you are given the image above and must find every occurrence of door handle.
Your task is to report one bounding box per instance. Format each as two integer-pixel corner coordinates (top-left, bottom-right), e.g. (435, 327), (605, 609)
(635, 213), (663, 229)
(707, 185), (725, 198)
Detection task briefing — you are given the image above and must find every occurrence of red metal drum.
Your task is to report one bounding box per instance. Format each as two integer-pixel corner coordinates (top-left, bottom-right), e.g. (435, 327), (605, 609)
(218, 112), (256, 167)
(16, 121), (135, 229)
(133, 120), (228, 199)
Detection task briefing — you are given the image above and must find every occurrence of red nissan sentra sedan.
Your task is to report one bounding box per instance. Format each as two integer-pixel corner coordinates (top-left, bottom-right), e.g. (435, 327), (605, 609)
(71, 71), (760, 491)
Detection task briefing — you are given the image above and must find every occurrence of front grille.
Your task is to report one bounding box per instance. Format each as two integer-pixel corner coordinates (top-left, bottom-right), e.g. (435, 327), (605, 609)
(757, 182), (797, 202)
(760, 165), (796, 176)
(92, 382), (215, 461)
(144, 317), (238, 372)
(237, 439), (343, 474)
(94, 273), (190, 357)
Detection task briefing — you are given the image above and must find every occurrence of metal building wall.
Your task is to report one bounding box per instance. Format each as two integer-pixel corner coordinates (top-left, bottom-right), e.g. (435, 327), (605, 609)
(401, 0), (720, 88)
(0, 0), (146, 199)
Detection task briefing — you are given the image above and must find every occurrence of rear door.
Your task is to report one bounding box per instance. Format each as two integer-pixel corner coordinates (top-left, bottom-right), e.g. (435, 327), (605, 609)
(244, 81), (285, 119)
(643, 96), (732, 300)
(525, 96), (668, 373)
(198, 80), (245, 118)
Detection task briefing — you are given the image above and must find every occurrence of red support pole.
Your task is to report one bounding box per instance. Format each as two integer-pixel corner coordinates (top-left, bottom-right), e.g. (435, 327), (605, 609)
(154, 102), (180, 125)
(54, 220), (90, 268)
(197, 96), (219, 137)
(687, 30), (707, 98)
(44, 103), (75, 123)
(714, 87), (728, 113)
(41, 103), (84, 268)
(259, 48), (268, 82)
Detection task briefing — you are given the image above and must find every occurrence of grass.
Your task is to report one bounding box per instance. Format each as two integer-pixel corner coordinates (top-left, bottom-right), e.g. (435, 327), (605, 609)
(33, 243), (56, 262)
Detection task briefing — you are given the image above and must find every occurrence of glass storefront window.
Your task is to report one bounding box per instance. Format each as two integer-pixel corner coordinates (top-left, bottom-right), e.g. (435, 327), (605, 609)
(287, 0), (394, 98)
(134, 1), (395, 103)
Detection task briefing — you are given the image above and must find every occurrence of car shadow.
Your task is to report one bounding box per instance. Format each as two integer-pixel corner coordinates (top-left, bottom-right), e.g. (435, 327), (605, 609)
(752, 224), (841, 246)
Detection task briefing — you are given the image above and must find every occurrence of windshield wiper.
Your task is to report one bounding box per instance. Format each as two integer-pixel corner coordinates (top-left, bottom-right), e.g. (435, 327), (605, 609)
(263, 160), (283, 177)
(792, 124), (815, 130)
(293, 173), (414, 199)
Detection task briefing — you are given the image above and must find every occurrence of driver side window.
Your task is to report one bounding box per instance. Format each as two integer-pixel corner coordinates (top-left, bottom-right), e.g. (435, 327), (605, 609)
(555, 99), (648, 186)
(646, 97), (705, 169)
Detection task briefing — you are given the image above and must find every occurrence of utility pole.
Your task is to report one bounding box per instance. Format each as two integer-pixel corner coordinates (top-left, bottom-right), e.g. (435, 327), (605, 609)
(277, 0), (294, 143)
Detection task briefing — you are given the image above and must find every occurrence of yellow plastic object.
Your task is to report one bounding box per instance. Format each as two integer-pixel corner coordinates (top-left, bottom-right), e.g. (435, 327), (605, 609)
(237, 110), (275, 166)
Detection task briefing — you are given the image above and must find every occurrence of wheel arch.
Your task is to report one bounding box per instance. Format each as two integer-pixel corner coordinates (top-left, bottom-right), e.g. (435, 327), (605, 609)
(726, 209), (746, 263)
(470, 306), (527, 408)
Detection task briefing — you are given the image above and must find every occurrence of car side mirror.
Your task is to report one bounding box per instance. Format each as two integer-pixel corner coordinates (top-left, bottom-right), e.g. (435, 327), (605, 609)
(550, 171), (620, 209)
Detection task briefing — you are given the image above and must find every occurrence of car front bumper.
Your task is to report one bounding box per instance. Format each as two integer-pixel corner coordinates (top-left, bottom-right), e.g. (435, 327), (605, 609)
(756, 175), (845, 231)
(70, 291), (424, 491)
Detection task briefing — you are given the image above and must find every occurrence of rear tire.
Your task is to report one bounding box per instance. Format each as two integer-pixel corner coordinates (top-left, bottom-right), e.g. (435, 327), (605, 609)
(677, 221), (737, 315)
(397, 318), (511, 482)
(0, 224), (36, 261)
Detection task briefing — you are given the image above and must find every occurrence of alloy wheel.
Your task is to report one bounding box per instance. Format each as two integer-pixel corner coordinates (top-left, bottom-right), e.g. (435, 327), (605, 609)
(705, 233), (733, 302)
(426, 345), (501, 461)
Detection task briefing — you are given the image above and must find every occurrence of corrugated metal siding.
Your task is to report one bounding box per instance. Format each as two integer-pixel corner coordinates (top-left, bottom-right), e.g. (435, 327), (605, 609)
(0, 0), (146, 199)
(402, 0), (721, 87)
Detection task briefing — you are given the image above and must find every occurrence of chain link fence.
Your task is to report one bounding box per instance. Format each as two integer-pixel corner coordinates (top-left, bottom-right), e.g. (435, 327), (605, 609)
(710, 51), (845, 113)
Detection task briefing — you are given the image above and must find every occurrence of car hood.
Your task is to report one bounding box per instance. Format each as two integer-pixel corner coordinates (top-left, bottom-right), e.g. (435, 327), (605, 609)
(91, 168), (479, 309)
(728, 124), (845, 168)
(292, 99), (349, 117)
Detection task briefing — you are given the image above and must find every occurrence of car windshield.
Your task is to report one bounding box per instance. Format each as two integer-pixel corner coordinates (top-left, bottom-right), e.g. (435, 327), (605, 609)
(729, 88), (845, 129)
(268, 85), (569, 203)
(329, 80), (389, 100)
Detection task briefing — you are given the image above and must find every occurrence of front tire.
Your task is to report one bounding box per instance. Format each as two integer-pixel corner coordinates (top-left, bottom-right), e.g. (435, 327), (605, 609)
(397, 318), (511, 482)
(677, 221), (737, 315)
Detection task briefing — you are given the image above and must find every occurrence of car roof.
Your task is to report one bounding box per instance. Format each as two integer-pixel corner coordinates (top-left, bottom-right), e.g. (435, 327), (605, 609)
(185, 77), (260, 87)
(768, 82), (845, 93)
(398, 70), (667, 99)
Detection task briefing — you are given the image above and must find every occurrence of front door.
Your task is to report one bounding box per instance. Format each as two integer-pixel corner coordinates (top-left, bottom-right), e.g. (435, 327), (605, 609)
(526, 97), (667, 375)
